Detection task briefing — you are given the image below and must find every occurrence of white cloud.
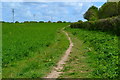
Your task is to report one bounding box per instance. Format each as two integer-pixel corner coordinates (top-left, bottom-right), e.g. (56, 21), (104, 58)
(40, 4), (48, 7)
(9, 3), (22, 8)
(23, 8), (33, 18)
(78, 3), (83, 7)
(1, 0), (23, 2)
(2, 2), (34, 21)
(2, 1), (105, 22)
(0, 2), (2, 21)
(1, 0), (107, 2)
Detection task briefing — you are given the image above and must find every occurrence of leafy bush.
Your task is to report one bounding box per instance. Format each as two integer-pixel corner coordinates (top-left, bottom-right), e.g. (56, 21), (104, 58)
(39, 21), (44, 23)
(70, 16), (120, 35)
(63, 21), (67, 23)
(48, 21), (51, 23)
(29, 21), (38, 23)
(24, 21), (38, 23)
(57, 21), (62, 23)
(15, 21), (19, 23)
(99, 2), (118, 19)
(84, 6), (99, 21)
(78, 20), (83, 22)
(24, 21), (29, 23)
(84, 2), (120, 20)
(0, 21), (5, 23)
(118, 1), (120, 15)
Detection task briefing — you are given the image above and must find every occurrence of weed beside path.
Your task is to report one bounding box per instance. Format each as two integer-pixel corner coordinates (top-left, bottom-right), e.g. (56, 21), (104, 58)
(45, 28), (73, 78)
(62, 27), (119, 78)
(60, 31), (93, 78)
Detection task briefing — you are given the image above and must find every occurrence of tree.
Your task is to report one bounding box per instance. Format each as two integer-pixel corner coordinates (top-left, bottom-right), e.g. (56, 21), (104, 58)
(30, 21), (38, 23)
(84, 6), (99, 21)
(118, 1), (120, 15)
(15, 21), (19, 23)
(63, 21), (67, 23)
(57, 21), (62, 23)
(39, 21), (44, 23)
(99, 2), (118, 19)
(78, 20), (83, 22)
(0, 21), (5, 23)
(48, 21), (51, 23)
(24, 21), (29, 23)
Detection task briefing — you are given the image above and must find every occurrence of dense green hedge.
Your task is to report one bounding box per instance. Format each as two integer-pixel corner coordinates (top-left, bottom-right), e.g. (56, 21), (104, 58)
(70, 16), (120, 35)
(99, 2), (118, 19)
(118, 1), (120, 15)
(84, 2), (120, 21)
(84, 6), (99, 21)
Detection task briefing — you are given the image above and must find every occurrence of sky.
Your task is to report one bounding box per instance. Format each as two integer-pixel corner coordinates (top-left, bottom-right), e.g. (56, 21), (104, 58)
(1, 0), (106, 22)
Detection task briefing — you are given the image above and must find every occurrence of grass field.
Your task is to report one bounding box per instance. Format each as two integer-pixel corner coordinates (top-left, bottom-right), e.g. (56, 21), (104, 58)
(61, 27), (119, 78)
(2, 23), (119, 78)
(2, 23), (69, 78)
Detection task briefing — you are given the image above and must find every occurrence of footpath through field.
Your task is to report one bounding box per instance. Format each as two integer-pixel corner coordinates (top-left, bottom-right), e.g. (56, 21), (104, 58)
(45, 26), (73, 78)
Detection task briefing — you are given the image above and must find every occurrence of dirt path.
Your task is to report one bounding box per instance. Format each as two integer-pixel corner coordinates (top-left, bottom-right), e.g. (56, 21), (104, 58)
(45, 27), (73, 78)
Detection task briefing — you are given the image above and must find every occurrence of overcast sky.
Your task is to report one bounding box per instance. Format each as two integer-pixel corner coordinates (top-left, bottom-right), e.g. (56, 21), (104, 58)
(1, 1), (106, 22)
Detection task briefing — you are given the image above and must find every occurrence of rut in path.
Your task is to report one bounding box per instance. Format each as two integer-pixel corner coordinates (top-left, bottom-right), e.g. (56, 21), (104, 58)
(45, 28), (73, 78)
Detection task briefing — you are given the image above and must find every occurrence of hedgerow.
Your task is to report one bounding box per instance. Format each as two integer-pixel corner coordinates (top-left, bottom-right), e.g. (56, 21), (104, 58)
(84, 2), (120, 21)
(70, 16), (120, 35)
(84, 6), (99, 21)
(99, 2), (118, 19)
(118, 1), (120, 15)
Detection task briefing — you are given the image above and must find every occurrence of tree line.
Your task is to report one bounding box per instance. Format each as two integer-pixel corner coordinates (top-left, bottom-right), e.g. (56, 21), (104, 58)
(0, 21), (71, 23)
(84, 2), (120, 21)
(71, 1), (120, 36)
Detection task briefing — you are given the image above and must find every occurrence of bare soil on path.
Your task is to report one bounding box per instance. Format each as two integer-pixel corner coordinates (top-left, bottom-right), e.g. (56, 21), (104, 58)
(45, 27), (73, 78)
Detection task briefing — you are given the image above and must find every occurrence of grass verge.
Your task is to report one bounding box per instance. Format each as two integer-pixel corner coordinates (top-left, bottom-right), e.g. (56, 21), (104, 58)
(62, 27), (119, 78)
(59, 30), (94, 78)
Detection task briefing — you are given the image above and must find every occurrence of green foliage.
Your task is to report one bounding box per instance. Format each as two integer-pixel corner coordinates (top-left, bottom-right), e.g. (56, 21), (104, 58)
(118, 1), (120, 15)
(99, 2), (118, 19)
(63, 21), (67, 23)
(57, 21), (62, 23)
(24, 21), (38, 23)
(0, 21), (5, 23)
(29, 21), (38, 23)
(84, 2), (120, 20)
(84, 6), (99, 21)
(70, 16), (120, 35)
(66, 27), (119, 78)
(24, 21), (29, 23)
(15, 21), (19, 23)
(78, 20), (83, 22)
(48, 21), (51, 23)
(39, 21), (44, 23)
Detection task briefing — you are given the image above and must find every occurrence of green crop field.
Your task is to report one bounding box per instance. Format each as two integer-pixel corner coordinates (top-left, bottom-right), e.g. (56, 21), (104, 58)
(2, 23), (119, 79)
(2, 23), (69, 78)
(61, 27), (119, 78)
(2, 1), (120, 79)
